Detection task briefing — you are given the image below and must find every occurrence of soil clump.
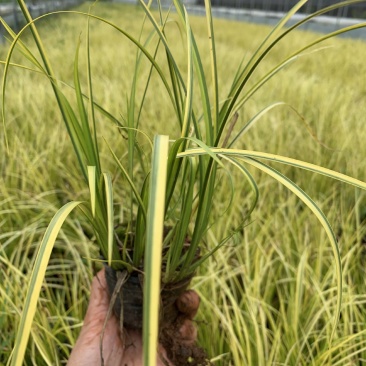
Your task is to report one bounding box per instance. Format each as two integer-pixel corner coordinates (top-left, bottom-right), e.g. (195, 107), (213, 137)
(105, 266), (211, 365)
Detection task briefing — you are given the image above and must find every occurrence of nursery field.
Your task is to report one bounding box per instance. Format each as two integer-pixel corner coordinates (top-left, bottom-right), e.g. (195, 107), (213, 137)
(1, 2), (366, 365)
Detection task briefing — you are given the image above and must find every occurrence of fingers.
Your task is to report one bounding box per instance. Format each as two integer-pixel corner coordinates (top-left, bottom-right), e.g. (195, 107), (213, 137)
(176, 289), (200, 320)
(83, 268), (110, 327)
(175, 289), (200, 345)
(178, 319), (198, 345)
(68, 269), (123, 366)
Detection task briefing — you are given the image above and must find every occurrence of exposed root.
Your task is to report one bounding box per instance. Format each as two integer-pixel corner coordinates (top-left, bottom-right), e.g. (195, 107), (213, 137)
(100, 270), (128, 366)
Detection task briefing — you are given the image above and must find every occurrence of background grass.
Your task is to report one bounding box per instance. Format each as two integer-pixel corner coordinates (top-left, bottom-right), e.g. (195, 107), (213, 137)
(1, 2), (366, 364)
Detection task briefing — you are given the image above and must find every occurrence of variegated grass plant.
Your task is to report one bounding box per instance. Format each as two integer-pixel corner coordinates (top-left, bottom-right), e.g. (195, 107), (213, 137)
(2, 0), (366, 365)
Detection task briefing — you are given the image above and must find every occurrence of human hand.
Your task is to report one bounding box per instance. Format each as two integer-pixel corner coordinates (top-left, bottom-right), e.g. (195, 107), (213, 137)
(67, 268), (200, 366)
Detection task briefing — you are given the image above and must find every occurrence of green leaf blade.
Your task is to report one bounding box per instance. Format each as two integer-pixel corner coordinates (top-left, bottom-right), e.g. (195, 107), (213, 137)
(10, 201), (82, 366)
(143, 135), (169, 366)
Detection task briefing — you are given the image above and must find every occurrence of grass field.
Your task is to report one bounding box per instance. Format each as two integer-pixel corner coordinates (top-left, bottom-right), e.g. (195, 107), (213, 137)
(1, 2), (366, 365)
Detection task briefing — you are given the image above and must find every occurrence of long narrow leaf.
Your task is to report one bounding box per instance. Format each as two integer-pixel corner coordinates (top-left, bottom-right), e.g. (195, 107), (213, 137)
(218, 0), (308, 130)
(178, 148), (366, 191)
(218, 1), (366, 139)
(104, 140), (147, 221)
(166, 158), (197, 281)
(73, 44), (101, 179)
(10, 201), (82, 366)
(143, 135), (169, 366)
(180, 8), (193, 138)
(173, 0), (213, 144)
(220, 155), (259, 219)
(229, 102), (326, 149)
(235, 156), (341, 341)
(229, 102), (286, 147)
(87, 166), (96, 217)
(134, 175), (150, 266)
(103, 173), (114, 267)
(86, 6), (101, 175)
(204, 0), (219, 134)
(2, 9), (177, 145)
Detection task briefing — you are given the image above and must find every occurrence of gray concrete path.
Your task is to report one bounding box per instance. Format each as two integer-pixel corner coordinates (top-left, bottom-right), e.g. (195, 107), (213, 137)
(184, 4), (366, 39)
(0, 0), (83, 42)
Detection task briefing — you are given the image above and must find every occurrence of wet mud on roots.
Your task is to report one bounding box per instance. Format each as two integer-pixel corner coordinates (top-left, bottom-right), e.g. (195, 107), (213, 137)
(105, 266), (211, 365)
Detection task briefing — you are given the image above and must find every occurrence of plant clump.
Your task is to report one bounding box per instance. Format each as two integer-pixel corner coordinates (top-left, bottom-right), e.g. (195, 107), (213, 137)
(3, 0), (366, 365)
(104, 227), (210, 365)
